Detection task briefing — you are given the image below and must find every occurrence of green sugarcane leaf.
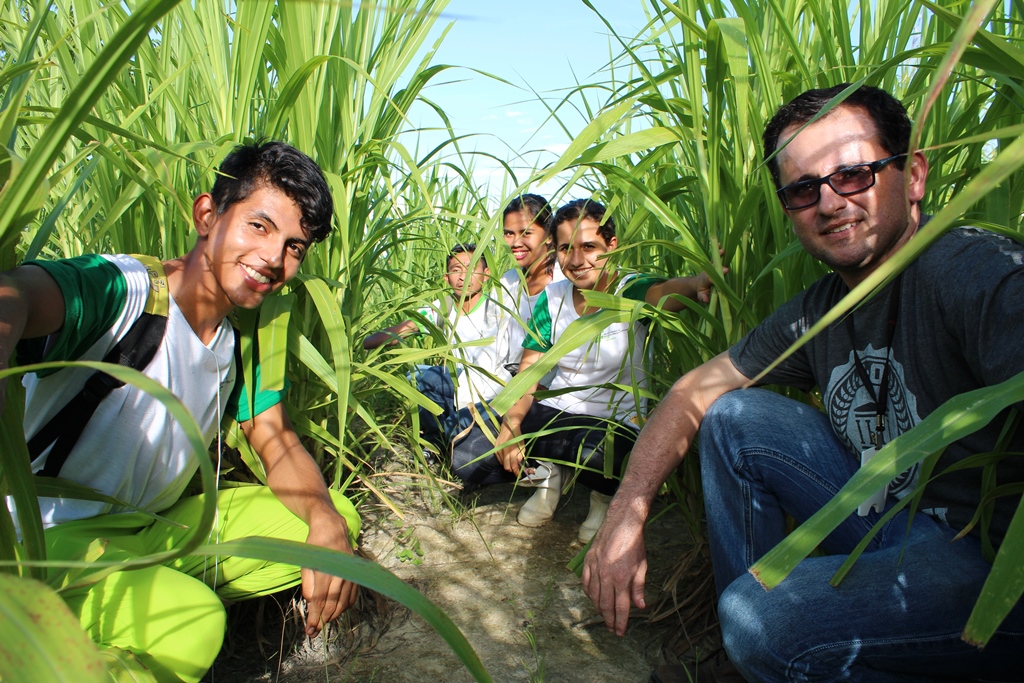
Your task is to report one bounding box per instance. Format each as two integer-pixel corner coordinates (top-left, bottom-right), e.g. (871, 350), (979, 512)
(223, 420), (267, 484)
(23, 151), (100, 262)
(31, 478), (185, 528)
(0, 573), (107, 683)
(751, 370), (1024, 593)
(357, 362), (443, 415)
(920, 0), (1024, 78)
(572, 128), (681, 165)
(230, 0), (275, 136)
(288, 326), (338, 392)
(491, 308), (633, 415)
(0, 60), (43, 105)
(0, 66), (35, 155)
(301, 276), (353, 451)
(0, 475), (19, 577)
(715, 18), (750, 144)
(0, 375), (44, 580)
(0, 361), (215, 587)
(232, 307), (259, 426)
(0, 0), (185, 254)
(538, 99), (635, 184)
(963, 493), (1024, 646)
(266, 55), (335, 139)
(258, 291), (293, 392)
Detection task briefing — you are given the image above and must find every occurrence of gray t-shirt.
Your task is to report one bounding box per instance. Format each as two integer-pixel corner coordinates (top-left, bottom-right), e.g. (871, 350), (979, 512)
(729, 226), (1024, 544)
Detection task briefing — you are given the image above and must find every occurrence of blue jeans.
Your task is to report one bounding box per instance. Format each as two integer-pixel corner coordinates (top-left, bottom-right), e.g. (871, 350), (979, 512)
(411, 365), (482, 450)
(700, 389), (1024, 682)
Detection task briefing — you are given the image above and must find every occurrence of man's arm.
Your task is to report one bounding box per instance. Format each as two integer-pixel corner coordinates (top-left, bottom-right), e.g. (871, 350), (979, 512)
(582, 351), (748, 635)
(494, 347), (544, 476)
(645, 272), (716, 312)
(242, 403), (357, 637)
(363, 320), (419, 350)
(0, 267), (66, 410)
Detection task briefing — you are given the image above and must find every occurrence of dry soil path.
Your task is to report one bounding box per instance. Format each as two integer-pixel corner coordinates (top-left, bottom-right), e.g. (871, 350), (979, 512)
(207, 468), (715, 683)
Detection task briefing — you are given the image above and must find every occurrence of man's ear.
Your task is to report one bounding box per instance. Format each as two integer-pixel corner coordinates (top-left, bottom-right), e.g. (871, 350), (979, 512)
(779, 198), (793, 223)
(907, 150), (929, 204)
(607, 235), (619, 250)
(193, 193), (217, 238)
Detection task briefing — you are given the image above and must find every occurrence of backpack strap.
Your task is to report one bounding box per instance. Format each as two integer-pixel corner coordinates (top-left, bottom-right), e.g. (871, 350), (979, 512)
(230, 322), (246, 420)
(135, 254), (169, 318)
(29, 255), (170, 478)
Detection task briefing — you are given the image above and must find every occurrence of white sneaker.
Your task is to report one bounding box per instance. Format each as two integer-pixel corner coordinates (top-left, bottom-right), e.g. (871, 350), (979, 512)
(517, 464), (563, 527)
(516, 462), (556, 487)
(578, 490), (612, 543)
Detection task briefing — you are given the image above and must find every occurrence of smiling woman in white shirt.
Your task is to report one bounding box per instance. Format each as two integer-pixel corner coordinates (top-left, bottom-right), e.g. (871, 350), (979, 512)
(497, 194), (565, 376)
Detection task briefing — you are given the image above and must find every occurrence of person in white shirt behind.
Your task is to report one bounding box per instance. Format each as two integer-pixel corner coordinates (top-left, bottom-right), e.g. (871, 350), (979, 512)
(454, 200), (714, 544)
(364, 244), (508, 453)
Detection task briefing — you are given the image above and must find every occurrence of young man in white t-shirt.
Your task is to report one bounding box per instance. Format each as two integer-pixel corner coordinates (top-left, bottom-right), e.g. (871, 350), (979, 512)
(0, 141), (359, 683)
(364, 244), (509, 450)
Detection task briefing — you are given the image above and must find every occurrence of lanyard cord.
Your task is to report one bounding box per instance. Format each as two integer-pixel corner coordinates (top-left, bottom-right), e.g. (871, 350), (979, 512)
(845, 274), (903, 449)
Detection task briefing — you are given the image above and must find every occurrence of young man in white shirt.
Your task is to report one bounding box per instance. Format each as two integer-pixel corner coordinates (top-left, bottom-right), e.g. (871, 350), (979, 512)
(0, 141), (359, 683)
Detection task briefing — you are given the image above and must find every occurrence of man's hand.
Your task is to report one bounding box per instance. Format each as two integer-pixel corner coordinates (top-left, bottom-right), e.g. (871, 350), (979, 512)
(697, 248), (729, 305)
(580, 355), (749, 635)
(495, 420), (525, 476)
(582, 502), (648, 635)
(643, 263), (727, 312)
(693, 271), (715, 304)
(245, 403), (362, 636)
(301, 510), (357, 637)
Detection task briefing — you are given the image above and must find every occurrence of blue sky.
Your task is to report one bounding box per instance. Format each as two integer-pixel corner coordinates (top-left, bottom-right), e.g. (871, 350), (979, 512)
(403, 0), (653, 201)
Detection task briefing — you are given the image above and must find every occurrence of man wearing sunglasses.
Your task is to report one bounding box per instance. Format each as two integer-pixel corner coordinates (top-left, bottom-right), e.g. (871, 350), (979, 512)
(583, 84), (1024, 682)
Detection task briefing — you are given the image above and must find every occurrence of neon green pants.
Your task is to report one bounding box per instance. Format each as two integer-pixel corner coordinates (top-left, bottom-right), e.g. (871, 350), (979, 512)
(44, 486), (360, 683)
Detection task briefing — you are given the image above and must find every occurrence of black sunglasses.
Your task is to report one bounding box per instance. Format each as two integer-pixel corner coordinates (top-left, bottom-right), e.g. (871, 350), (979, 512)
(776, 154), (905, 210)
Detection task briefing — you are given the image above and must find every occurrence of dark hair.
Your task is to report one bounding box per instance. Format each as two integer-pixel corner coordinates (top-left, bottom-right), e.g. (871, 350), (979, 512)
(763, 84), (912, 188)
(447, 243), (487, 270)
(503, 194), (554, 234)
(552, 199), (616, 246)
(210, 140), (334, 243)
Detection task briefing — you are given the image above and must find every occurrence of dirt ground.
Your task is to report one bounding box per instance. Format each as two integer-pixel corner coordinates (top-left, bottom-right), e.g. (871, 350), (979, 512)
(203, 462), (718, 683)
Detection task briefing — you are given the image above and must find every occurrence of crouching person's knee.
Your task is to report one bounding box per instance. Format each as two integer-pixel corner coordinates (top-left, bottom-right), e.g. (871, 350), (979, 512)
(451, 424), (512, 486)
(721, 571), (849, 683)
(719, 573), (791, 683)
(71, 565), (226, 683)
